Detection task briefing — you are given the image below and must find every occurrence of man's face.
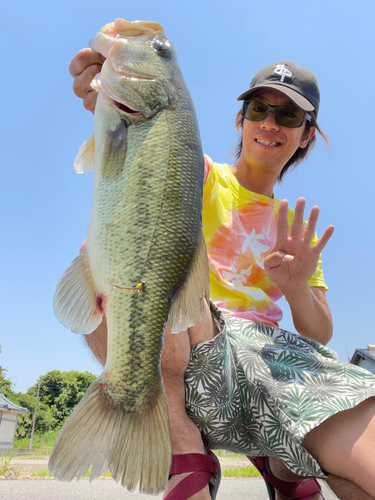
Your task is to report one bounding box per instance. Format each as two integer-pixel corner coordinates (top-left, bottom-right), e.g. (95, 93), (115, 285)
(240, 88), (315, 174)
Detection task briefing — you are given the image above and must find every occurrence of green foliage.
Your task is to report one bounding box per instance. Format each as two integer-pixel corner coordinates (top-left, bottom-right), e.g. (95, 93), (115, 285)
(0, 366), (14, 399)
(4, 368), (96, 441)
(14, 427), (62, 451)
(0, 345), (14, 399)
(0, 453), (20, 479)
(30, 468), (53, 478)
(222, 466), (260, 478)
(36, 370), (96, 425)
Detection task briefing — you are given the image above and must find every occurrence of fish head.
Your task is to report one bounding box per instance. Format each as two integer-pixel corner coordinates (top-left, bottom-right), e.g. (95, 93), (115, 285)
(90, 19), (182, 118)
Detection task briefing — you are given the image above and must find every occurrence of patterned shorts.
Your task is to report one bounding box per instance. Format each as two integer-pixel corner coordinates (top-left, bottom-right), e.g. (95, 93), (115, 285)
(184, 303), (375, 478)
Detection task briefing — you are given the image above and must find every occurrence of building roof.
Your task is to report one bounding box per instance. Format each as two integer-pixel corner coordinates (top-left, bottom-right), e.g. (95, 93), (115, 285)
(350, 345), (375, 366)
(0, 393), (28, 414)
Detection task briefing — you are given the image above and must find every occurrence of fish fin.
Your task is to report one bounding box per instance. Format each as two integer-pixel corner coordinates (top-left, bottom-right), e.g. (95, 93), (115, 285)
(49, 378), (172, 494)
(53, 253), (103, 334)
(74, 134), (95, 174)
(102, 121), (127, 178)
(169, 231), (210, 333)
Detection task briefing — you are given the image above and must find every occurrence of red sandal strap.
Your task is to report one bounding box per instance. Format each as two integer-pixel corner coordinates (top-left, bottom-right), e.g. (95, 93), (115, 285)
(164, 470), (212, 500)
(170, 453), (219, 475)
(250, 457), (322, 500)
(165, 436), (220, 500)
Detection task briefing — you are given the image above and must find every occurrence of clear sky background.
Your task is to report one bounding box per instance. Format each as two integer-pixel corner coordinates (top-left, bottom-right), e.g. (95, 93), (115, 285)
(1, 1), (374, 393)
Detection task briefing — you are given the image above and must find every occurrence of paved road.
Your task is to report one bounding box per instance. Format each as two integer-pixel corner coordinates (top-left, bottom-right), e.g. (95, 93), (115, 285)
(0, 478), (338, 499)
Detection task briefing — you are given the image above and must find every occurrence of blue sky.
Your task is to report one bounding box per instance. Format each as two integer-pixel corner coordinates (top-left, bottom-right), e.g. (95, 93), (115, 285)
(1, 0), (374, 392)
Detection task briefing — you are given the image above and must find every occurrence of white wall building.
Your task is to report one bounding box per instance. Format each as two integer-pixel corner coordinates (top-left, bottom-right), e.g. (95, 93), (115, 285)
(0, 392), (28, 450)
(350, 345), (375, 374)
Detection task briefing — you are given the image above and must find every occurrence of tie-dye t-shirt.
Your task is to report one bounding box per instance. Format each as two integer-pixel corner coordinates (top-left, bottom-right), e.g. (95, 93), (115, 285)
(202, 156), (327, 328)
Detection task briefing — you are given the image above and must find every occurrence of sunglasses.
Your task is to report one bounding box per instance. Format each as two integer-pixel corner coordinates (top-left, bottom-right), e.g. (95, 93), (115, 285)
(242, 99), (312, 128)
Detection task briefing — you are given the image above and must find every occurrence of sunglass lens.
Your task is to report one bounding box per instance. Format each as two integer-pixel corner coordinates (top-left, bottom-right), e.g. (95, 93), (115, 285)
(244, 101), (268, 121)
(276, 106), (305, 128)
(243, 100), (307, 128)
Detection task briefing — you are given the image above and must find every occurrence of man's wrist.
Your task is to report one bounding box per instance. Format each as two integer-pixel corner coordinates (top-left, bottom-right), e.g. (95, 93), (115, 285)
(278, 282), (311, 301)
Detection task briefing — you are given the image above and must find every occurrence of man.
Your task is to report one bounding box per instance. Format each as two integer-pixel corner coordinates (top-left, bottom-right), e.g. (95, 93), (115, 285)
(69, 44), (375, 500)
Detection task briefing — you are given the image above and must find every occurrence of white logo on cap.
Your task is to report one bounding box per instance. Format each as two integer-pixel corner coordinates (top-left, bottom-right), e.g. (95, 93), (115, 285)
(274, 64), (293, 82)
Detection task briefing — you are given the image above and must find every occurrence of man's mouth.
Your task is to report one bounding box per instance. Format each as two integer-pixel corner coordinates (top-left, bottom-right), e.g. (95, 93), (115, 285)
(256, 139), (280, 147)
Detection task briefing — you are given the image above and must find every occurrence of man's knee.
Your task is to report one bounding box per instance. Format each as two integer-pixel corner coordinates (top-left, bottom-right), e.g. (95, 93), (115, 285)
(161, 324), (191, 379)
(161, 300), (219, 379)
(188, 299), (219, 346)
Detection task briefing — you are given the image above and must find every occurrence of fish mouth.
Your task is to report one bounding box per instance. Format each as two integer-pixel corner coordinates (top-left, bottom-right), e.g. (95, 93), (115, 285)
(116, 69), (155, 81)
(112, 99), (140, 114)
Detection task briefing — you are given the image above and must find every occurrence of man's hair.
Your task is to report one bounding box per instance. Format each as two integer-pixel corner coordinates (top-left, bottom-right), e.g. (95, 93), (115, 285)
(233, 109), (329, 182)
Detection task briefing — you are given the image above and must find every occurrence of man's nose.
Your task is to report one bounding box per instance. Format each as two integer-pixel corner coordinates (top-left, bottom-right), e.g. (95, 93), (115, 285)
(260, 111), (279, 131)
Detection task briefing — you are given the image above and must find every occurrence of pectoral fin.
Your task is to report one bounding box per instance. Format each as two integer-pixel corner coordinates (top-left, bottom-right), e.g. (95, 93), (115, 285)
(74, 135), (95, 174)
(102, 121), (127, 179)
(169, 232), (210, 333)
(53, 253), (103, 334)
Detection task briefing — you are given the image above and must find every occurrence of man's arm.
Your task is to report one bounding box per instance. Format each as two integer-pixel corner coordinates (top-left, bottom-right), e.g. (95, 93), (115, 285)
(265, 198), (334, 346)
(80, 239), (108, 365)
(281, 286), (332, 345)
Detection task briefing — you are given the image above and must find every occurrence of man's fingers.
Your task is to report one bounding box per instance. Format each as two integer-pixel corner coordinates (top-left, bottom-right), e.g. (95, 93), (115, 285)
(264, 251), (294, 270)
(72, 64), (102, 98)
(303, 206), (319, 246)
(69, 48), (105, 114)
(291, 198), (305, 240)
(313, 225), (335, 255)
(83, 90), (99, 114)
(276, 199), (289, 241)
(69, 48), (105, 77)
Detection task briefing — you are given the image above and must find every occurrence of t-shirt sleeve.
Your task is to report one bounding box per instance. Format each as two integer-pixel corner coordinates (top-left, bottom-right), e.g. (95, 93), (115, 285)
(204, 154), (213, 183)
(308, 232), (328, 291)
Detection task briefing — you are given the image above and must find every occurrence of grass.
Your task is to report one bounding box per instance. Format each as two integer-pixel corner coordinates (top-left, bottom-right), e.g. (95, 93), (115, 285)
(30, 468), (53, 478)
(213, 450), (246, 458)
(28, 468), (113, 479)
(222, 466), (260, 478)
(14, 428), (62, 456)
(84, 470), (113, 478)
(13, 432), (258, 478)
(0, 453), (20, 479)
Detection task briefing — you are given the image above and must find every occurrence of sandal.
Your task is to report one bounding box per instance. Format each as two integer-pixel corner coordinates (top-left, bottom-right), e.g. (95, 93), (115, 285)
(165, 433), (221, 500)
(248, 456), (324, 500)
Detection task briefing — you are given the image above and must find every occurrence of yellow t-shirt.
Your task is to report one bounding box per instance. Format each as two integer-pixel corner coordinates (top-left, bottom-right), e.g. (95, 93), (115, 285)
(202, 156), (327, 328)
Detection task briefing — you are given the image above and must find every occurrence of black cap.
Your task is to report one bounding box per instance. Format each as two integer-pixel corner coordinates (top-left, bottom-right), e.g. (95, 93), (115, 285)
(237, 61), (320, 117)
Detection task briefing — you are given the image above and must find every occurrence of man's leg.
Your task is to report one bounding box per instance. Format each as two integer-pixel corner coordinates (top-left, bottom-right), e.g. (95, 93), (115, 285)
(268, 456), (375, 500)
(325, 475), (374, 500)
(302, 396), (375, 499)
(161, 299), (219, 500)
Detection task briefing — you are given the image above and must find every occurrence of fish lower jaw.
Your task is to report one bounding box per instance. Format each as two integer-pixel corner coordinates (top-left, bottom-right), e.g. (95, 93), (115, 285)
(112, 99), (140, 114)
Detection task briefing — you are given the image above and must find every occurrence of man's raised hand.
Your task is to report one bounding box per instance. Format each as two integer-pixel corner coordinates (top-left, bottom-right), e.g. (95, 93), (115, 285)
(264, 198), (334, 292)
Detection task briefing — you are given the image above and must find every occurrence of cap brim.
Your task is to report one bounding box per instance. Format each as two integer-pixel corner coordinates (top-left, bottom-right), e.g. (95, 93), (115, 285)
(237, 83), (314, 112)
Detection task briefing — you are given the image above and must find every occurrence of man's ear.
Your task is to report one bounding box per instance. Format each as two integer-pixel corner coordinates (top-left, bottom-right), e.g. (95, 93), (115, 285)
(300, 126), (316, 149)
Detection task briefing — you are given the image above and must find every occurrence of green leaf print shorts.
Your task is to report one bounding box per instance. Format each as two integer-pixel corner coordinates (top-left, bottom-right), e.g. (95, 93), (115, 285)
(184, 302), (375, 478)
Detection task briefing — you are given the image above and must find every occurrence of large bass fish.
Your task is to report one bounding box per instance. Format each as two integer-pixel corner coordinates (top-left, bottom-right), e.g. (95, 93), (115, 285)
(49, 18), (209, 494)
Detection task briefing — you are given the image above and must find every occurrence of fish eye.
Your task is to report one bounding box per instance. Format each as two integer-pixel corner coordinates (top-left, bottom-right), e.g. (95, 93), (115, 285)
(151, 36), (172, 58)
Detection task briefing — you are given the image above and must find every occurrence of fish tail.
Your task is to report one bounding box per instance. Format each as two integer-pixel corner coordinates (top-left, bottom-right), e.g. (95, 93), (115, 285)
(48, 378), (172, 494)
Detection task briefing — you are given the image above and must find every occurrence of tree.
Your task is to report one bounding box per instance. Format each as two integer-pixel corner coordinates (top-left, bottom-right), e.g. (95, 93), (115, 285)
(0, 345), (15, 399)
(31, 370), (97, 427)
(6, 369), (97, 439)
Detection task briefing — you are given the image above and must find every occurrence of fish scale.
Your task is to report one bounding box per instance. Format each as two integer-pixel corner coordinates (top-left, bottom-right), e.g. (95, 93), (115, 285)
(50, 19), (209, 494)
